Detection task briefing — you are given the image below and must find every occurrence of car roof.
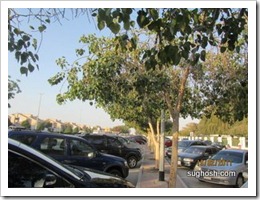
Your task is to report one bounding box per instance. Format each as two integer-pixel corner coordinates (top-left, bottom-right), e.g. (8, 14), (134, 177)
(187, 145), (216, 149)
(8, 130), (83, 140)
(220, 149), (248, 153)
(8, 138), (81, 180)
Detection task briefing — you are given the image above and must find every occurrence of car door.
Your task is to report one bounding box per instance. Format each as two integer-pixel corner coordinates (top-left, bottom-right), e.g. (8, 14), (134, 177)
(106, 136), (123, 157)
(38, 136), (68, 162)
(65, 138), (99, 170)
(8, 150), (74, 188)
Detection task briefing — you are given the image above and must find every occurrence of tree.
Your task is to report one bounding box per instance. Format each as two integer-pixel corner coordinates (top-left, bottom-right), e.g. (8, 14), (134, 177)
(90, 8), (248, 187)
(179, 122), (198, 136)
(63, 125), (73, 134)
(73, 127), (79, 134)
(48, 8), (248, 187)
(8, 8), (91, 76)
(198, 49), (248, 124)
(111, 125), (130, 134)
(21, 119), (31, 129)
(8, 76), (21, 108)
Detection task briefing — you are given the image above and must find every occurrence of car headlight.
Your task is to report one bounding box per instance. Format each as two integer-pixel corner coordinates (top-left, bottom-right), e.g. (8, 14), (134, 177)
(124, 161), (128, 166)
(183, 158), (194, 162)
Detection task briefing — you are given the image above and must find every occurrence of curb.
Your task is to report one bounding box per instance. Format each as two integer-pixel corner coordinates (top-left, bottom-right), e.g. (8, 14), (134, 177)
(136, 150), (145, 188)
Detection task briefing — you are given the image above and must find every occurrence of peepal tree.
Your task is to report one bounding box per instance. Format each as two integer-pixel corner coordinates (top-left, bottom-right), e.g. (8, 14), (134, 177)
(89, 8), (248, 187)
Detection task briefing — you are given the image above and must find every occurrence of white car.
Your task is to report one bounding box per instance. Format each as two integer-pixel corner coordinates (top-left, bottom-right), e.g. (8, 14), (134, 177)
(194, 149), (248, 188)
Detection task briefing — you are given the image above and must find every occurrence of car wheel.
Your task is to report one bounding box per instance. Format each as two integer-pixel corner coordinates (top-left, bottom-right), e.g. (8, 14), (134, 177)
(107, 169), (123, 177)
(127, 156), (137, 168)
(236, 174), (244, 188)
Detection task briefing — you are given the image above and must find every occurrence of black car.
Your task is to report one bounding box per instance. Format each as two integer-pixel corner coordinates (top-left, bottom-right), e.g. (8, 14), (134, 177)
(8, 130), (129, 178)
(81, 134), (142, 168)
(178, 145), (220, 169)
(8, 138), (135, 188)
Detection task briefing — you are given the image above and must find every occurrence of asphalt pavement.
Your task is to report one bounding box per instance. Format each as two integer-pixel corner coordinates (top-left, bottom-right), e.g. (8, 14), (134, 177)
(136, 145), (187, 188)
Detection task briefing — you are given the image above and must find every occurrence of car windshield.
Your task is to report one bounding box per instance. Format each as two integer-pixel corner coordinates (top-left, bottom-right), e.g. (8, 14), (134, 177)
(64, 164), (91, 181)
(211, 151), (244, 163)
(184, 147), (204, 155)
(178, 141), (191, 148)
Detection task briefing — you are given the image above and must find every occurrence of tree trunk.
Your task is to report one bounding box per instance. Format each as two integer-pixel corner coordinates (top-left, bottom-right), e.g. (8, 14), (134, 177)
(148, 120), (159, 169)
(168, 112), (179, 188)
(167, 66), (190, 188)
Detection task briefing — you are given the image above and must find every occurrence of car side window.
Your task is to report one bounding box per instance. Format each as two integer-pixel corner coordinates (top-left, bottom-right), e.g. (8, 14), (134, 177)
(40, 137), (66, 155)
(8, 151), (73, 188)
(107, 137), (121, 148)
(9, 134), (36, 146)
(70, 139), (94, 156)
(89, 136), (104, 145)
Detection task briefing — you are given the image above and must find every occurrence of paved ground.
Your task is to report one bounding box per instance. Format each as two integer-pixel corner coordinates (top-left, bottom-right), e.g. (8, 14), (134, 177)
(136, 145), (187, 188)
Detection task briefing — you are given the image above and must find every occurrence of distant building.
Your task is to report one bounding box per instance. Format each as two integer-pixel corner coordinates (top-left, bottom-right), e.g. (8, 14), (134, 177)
(9, 113), (42, 129)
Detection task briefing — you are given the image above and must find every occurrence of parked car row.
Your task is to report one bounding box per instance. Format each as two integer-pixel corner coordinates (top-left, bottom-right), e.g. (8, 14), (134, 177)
(165, 138), (249, 187)
(8, 130), (130, 178)
(8, 130), (148, 188)
(8, 138), (135, 188)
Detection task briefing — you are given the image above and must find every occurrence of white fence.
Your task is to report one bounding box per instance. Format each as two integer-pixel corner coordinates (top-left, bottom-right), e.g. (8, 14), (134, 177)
(167, 135), (248, 150)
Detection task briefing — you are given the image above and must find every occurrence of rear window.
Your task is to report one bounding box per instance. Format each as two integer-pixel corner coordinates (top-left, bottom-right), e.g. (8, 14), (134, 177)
(84, 136), (104, 145)
(9, 134), (36, 146)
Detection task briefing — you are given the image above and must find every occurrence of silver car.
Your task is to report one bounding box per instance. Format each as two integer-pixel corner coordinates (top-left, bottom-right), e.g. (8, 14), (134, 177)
(194, 149), (248, 187)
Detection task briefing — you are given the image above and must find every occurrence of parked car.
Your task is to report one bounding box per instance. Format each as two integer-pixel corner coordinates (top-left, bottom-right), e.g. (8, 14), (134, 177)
(194, 149), (248, 187)
(127, 135), (147, 145)
(8, 138), (134, 188)
(81, 134), (142, 168)
(211, 142), (226, 151)
(166, 140), (207, 158)
(106, 134), (142, 150)
(177, 145), (220, 169)
(8, 130), (129, 178)
(164, 137), (172, 148)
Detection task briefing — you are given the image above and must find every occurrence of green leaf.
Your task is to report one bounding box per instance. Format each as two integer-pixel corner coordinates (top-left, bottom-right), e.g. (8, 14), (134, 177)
(201, 36), (208, 49)
(38, 25), (47, 32)
(123, 21), (130, 30)
(109, 23), (120, 34)
(14, 28), (20, 35)
(20, 67), (28, 75)
(200, 50), (206, 61)
(45, 19), (50, 23)
(17, 39), (25, 50)
(28, 63), (35, 72)
(150, 9), (159, 20)
(220, 46), (226, 53)
(98, 20), (105, 30)
(20, 52), (28, 65)
(22, 35), (30, 41)
(35, 54), (39, 61)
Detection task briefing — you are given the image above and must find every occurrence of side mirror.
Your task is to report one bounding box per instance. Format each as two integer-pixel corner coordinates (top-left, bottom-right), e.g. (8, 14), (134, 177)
(34, 174), (57, 187)
(44, 174), (57, 187)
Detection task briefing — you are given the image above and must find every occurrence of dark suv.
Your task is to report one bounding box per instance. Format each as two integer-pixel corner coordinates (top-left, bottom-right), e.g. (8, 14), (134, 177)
(81, 134), (142, 168)
(8, 130), (129, 178)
